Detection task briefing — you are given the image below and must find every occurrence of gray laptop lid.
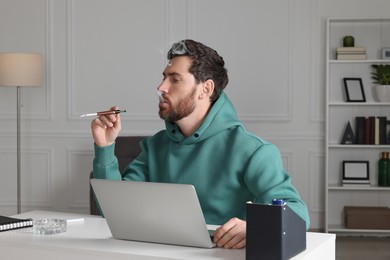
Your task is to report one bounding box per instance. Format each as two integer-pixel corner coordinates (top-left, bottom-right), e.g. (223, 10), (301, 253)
(90, 179), (215, 248)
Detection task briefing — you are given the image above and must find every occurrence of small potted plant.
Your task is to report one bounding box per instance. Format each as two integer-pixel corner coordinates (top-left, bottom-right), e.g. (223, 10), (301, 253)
(371, 64), (390, 102)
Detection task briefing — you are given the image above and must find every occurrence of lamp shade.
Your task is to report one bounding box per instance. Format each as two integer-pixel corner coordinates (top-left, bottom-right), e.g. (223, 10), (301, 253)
(0, 53), (43, 87)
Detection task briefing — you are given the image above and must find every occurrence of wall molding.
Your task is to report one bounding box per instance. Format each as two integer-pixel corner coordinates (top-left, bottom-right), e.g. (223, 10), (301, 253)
(309, 0), (325, 123)
(0, 130), (325, 142)
(308, 150), (324, 213)
(0, 148), (52, 208)
(66, 0), (170, 122)
(67, 148), (94, 209)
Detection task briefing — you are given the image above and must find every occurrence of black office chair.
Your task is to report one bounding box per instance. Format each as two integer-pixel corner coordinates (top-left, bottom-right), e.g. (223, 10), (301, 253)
(89, 136), (146, 215)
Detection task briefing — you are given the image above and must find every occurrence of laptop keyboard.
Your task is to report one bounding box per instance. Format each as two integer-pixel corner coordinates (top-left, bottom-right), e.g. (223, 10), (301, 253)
(208, 230), (215, 241)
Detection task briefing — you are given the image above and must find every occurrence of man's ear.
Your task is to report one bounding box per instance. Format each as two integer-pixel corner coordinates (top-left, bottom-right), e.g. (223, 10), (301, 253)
(199, 79), (215, 100)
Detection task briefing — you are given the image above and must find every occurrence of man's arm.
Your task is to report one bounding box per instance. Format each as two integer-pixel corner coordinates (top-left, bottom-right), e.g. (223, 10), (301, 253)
(245, 143), (310, 229)
(93, 143), (122, 180)
(91, 106), (123, 180)
(214, 143), (310, 249)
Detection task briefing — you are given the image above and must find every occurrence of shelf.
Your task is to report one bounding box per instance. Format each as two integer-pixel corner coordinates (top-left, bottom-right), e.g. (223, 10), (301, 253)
(325, 17), (390, 235)
(329, 102), (390, 106)
(328, 225), (390, 234)
(328, 185), (390, 191)
(328, 17), (390, 23)
(328, 144), (390, 149)
(329, 59), (390, 64)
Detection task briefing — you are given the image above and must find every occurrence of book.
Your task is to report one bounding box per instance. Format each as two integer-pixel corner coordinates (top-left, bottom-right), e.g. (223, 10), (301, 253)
(369, 116), (375, 145)
(364, 117), (371, 145)
(337, 54), (367, 60)
(342, 179), (370, 184)
(342, 183), (371, 187)
(336, 50), (366, 53)
(336, 47), (366, 52)
(342, 180), (370, 186)
(0, 215), (33, 232)
(355, 117), (365, 144)
(378, 116), (387, 145)
(337, 51), (366, 55)
(375, 117), (380, 145)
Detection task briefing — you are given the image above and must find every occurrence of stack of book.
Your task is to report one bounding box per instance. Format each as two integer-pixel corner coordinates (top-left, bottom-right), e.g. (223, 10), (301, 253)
(336, 47), (367, 60)
(342, 178), (371, 187)
(355, 116), (388, 145)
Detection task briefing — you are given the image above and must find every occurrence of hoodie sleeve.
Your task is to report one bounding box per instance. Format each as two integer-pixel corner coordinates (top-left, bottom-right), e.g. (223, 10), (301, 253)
(244, 143), (310, 230)
(92, 143), (122, 180)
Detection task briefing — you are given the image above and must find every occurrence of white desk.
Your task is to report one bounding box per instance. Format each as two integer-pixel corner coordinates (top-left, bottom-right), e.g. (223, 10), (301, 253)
(0, 211), (335, 260)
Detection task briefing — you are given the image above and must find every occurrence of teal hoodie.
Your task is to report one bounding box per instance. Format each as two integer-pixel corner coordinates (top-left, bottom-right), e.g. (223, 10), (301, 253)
(93, 92), (310, 229)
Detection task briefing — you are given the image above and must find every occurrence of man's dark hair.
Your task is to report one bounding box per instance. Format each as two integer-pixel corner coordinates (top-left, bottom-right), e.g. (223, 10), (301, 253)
(167, 39), (228, 102)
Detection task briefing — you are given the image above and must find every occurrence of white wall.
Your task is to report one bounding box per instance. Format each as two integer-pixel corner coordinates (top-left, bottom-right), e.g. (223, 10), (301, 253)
(1, 0), (389, 230)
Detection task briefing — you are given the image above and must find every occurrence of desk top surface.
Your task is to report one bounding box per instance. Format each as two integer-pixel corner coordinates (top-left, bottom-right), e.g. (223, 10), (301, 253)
(0, 210), (335, 260)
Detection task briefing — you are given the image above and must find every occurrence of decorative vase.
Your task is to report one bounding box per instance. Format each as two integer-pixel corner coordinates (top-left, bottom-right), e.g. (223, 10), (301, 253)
(343, 36), (355, 47)
(378, 151), (390, 186)
(374, 85), (390, 102)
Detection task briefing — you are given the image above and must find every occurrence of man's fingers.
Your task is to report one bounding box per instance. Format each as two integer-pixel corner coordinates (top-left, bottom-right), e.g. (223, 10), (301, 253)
(213, 218), (246, 249)
(221, 227), (246, 249)
(92, 117), (107, 129)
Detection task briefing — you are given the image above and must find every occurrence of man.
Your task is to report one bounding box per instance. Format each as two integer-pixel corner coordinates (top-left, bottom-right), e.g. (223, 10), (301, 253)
(91, 39), (310, 249)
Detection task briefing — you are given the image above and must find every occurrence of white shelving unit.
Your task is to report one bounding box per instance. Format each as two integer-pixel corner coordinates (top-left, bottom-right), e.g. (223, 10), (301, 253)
(325, 17), (390, 235)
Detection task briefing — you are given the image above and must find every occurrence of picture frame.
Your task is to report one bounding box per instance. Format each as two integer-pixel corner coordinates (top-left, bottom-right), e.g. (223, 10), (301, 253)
(342, 161), (369, 181)
(343, 78), (366, 102)
(382, 47), (390, 60)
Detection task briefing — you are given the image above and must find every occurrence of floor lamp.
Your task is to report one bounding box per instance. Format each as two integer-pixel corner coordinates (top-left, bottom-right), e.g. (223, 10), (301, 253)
(0, 53), (43, 214)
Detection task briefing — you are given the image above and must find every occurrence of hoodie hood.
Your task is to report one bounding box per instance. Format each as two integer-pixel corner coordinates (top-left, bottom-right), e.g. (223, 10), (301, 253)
(165, 92), (243, 144)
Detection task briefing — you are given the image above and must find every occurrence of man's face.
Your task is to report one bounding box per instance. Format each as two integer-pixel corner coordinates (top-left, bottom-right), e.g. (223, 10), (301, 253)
(158, 56), (199, 122)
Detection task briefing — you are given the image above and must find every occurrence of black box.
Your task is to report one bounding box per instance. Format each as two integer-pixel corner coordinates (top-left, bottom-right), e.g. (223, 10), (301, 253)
(246, 203), (306, 260)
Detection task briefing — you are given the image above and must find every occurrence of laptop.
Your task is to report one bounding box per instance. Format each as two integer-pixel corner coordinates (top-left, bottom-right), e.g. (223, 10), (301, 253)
(90, 179), (217, 248)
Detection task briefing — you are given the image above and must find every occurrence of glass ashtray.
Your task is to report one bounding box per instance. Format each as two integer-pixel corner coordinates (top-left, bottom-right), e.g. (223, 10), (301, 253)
(33, 218), (67, 235)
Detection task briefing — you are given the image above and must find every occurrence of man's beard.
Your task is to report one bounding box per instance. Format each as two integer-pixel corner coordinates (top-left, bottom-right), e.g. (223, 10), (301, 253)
(159, 88), (197, 122)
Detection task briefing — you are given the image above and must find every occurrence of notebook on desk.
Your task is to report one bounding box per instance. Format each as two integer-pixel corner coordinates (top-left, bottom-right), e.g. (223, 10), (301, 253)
(90, 179), (217, 248)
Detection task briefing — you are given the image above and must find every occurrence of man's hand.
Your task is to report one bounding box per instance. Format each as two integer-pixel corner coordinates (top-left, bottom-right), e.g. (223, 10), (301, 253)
(213, 217), (246, 249)
(91, 106), (122, 147)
